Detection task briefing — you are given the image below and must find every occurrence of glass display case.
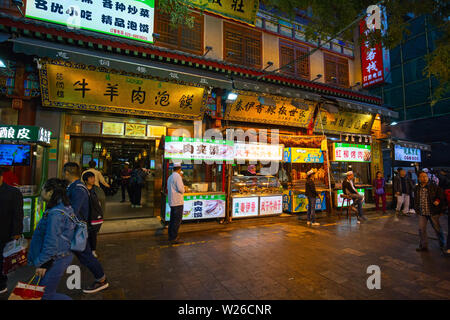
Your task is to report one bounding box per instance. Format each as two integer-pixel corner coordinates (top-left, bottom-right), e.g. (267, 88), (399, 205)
(231, 175), (283, 218)
(231, 175), (282, 196)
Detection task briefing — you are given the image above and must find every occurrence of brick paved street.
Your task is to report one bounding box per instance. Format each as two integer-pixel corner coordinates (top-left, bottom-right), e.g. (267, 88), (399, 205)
(3, 211), (450, 300)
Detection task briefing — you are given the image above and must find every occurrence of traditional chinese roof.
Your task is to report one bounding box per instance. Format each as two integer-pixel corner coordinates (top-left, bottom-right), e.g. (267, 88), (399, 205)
(0, 12), (383, 105)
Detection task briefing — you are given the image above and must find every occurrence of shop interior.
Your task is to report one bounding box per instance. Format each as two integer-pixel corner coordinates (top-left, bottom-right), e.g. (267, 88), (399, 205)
(69, 136), (157, 220)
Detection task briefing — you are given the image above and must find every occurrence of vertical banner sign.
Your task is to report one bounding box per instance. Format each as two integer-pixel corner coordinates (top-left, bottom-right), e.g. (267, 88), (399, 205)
(26, 0), (155, 43)
(360, 5), (391, 88)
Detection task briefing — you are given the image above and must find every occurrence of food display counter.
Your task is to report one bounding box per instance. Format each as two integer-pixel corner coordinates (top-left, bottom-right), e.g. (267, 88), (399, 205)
(161, 136), (231, 223)
(231, 175), (283, 218)
(279, 135), (331, 214)
(0, 125), (52, 237)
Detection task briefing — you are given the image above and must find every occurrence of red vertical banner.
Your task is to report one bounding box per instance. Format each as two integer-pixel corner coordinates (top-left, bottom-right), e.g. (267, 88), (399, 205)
(360, 20), (385, 88)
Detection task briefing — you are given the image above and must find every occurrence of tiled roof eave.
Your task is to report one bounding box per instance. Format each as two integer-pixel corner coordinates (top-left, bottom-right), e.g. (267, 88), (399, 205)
(0, 14), (383, 105)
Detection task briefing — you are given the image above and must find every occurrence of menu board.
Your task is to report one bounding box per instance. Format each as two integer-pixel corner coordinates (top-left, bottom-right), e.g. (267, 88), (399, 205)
(333, 143), (371, 162)
(284, 148), (324, 163)
(165, 136), (234, 161)
(337, 189), (365, 207)
(259, 195), (283, 215)
(234, 143), (283, 161)
(125, 123), (146, 137)
(102, 122), (124, 135)
(232, 197), (259, 218)
(165, 194), (226, 221)
(394, 145), (421, 162)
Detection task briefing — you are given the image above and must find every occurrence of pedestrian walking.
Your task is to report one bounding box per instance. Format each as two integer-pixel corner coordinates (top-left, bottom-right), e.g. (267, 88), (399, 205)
(120, 162), (132, 203)
(0, 167), (23, 295)
(373, 171), (387, 213)
(63, 162), (109, 293)
(82, 171), (104, 259)
(393, 168), (414, 217)
(342, 171), (367, 223)
(304, 169), (320, 226)
(414, 171), (446, 252)
(27, 178), (75, 300)
(167, 163), (185, 244)
(129, 163), (147, 208)
(83, 160), (109, 214)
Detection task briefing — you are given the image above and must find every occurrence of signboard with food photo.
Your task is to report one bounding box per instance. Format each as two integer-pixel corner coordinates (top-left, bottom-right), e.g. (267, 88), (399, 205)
(165, 194), (226, 221)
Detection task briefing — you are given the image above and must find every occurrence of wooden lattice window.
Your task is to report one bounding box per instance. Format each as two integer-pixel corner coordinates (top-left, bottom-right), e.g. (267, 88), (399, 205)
(324, 53), (349, 87)
(223, 22), (262, 69)
(279, 42), (310, 80)
(154, 10), (204, 55)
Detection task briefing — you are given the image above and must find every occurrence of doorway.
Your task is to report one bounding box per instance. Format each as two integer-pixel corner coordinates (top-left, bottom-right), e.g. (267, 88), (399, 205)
(69, 136), (158, 220)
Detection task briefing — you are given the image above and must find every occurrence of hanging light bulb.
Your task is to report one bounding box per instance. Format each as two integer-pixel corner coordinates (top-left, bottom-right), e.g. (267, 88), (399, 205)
(351, 135), (355, 142)
(143, 150), (148, 157)
(359, 135), (362, 143)
(345, 135), (349, 142)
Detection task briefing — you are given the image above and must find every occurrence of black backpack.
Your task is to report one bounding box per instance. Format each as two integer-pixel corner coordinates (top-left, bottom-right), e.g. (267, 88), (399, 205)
(87, 188), (104, 226)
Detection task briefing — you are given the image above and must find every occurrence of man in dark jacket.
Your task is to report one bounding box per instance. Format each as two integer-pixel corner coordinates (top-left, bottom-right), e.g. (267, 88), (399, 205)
(305, 169), (320, 226)
(63, 162), (109, 294)
(393, 168), (415, 217)
(0, 167), (24, 294)
(342, 171), (367, 223)
(414, 171), (446, 252)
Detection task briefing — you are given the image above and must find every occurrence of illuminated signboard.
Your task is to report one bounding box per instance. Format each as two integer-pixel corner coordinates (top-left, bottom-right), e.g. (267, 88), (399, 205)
(232, 197), (259, 218)
(333, 143), (371, 163)
(259, 195), (283, 215)
(26, 0), (155, 43)
(166, 194), (226, 221)
(102, 122), (124, 136)
(284, 148), (324, 163)
(234, 143), (283, 161)
(0, 125), (52, 145)
(164, 136), (234, 162)
(394, 145), (421, 162)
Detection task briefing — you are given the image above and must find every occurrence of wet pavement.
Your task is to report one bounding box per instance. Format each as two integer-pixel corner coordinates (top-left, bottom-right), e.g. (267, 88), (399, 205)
(2, 210), (450, 300)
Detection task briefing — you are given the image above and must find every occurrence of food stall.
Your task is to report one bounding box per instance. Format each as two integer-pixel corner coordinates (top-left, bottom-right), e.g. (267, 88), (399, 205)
(329, 142), (373, 208)
(161, 136), (232, 223)
(230, 142), (284, 219)
(280, 135), (330, 214)
(0, 125), (52, 237)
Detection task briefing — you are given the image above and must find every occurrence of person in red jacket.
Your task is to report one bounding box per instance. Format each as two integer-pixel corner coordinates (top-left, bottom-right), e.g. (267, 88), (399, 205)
(0, 167), (19, 186)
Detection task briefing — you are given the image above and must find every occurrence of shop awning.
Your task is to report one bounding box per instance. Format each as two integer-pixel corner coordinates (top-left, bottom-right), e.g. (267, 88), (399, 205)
(392, 139), (431, 151)
(329, 96), (398, 118)
(232, 79), (322, 102)
(10, 37), (233, 90)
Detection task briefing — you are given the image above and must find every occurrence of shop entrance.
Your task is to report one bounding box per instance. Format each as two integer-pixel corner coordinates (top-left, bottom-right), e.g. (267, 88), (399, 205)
(69, 136), (158, 220)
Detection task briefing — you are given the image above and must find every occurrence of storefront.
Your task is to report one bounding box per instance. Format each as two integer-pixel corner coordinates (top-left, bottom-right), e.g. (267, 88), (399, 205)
(0, 125), (52, 237)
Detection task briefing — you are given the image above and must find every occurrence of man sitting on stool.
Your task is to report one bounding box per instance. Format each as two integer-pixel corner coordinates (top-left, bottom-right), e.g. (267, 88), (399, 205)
(342, 171), (367, 224)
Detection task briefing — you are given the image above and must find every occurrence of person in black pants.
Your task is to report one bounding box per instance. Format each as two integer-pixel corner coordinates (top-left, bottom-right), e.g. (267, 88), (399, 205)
(167, 164), (185, 244)
(0, 167), (24, 294)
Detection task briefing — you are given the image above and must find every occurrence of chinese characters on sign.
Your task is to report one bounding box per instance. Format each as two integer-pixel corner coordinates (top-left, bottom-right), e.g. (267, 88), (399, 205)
(259, 195), (283, 215)
(26, 0), (155, 43)
(189, 0), (260, 25)
(333, 143), (372, 163)
(359, 5), (391, 88)
(233, 143), (283, 162)
(0, 125), (52, 145)
(232, 197), (259, 217)
(164, 137), (234, 162)
(283, 148), (324, 163)
(225, 94), (315, 128)
(41, 61), (205, 120)
(314, 110), (375, 135)
(394, 145), (421, 162)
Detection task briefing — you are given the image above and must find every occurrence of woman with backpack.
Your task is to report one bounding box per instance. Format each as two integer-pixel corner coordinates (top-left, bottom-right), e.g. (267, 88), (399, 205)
(129, 163), (148, 208)
(28, 178), (76, 300)
(373, 171), (387, 214)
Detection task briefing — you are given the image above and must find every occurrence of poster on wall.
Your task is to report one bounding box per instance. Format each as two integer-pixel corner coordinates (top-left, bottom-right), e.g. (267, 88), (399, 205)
(165, 194), (226, 221)
(232, 197), (259, 218)
(283, 191), (326, 213)
(394, 145), (421, 162)
(26, 0), (155, 43)
(333, 143), (371, 162)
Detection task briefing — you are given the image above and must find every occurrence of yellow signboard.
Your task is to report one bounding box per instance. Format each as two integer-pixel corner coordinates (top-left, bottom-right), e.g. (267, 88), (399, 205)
(314, 110), (375, 134)
(102, 122), (124, 136)
(225, 93), (316, 128)
(291, 148), (324, 163)
(147, 125), (166, 138)
(39, 60), (206, 120)
(189, 0), (260, 25)
(125, 123), (147, 137)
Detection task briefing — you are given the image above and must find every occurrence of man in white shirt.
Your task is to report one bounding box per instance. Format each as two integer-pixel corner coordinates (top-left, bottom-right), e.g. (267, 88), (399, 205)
(167, 163), (185, 244)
